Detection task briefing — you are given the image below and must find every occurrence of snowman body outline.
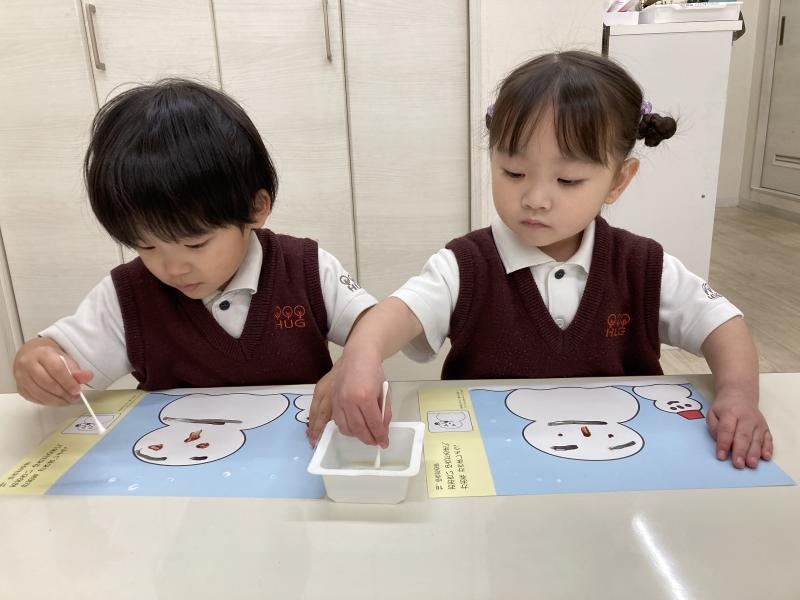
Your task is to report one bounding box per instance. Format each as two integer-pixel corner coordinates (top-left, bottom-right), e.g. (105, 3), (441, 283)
(504, 386), (645, 461)
(132, 392), (295, 467)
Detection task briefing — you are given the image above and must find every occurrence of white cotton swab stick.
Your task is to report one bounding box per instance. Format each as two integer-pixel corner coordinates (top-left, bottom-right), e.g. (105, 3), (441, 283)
(373, 380), (389, 469)
(58, 355), (106, 434)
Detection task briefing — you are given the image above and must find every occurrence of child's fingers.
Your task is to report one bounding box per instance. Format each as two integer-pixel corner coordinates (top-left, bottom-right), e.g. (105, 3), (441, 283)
(762, 429), (773, 461)
(730, 423), (754, 470)
(307, 397), (332, 448)
(363, 392), (390, 448)
(42, 358), (83, 398)
(384, 400), (393, 427)
(713, 413), (738, 461)
(706, 410), (719, 439)
(745, 426), (768, 469)
(22, 377), (74, 406)
(30, 360), (77, 400)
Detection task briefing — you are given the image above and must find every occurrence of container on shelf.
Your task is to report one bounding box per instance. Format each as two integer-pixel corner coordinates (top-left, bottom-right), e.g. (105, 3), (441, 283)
(639, 2), (742, 24)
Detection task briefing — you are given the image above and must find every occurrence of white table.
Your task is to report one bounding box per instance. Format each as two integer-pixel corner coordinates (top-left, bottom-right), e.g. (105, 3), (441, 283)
(0, 374), (798, 600)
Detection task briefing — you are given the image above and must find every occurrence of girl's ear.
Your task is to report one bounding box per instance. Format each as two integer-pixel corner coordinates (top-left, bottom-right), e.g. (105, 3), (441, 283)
(252, 189), (272, 226)
(604, 158), (639, 206)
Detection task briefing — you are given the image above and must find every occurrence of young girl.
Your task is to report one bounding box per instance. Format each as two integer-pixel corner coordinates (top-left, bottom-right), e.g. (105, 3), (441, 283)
(14, 79), (376, 403)
(322, 50), (772, 470)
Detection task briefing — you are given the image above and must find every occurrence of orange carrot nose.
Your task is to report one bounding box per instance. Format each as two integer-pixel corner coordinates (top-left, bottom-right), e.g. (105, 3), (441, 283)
(581, 425), (591, 437)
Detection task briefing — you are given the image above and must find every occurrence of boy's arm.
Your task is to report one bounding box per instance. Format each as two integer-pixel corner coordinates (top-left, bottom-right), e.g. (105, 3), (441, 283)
(330, 297), (424, 447)
(701, 316), (772, 469)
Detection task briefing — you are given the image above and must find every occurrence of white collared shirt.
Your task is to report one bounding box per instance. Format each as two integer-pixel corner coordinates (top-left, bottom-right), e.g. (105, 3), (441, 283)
(392, 218), (742, 362)
(41, 232), (376, 389)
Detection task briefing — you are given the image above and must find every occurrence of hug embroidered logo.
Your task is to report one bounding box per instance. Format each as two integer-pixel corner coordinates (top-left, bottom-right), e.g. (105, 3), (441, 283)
(605, 313), (631, 337)
(274, 305), (307, 329)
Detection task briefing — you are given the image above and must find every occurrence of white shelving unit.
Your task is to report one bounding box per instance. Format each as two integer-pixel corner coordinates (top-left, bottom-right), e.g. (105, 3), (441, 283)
(605, 20), (742, 279)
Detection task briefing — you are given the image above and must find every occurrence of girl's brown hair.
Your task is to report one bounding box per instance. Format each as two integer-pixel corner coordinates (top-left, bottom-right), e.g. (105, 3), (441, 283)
(486, 51), (676, 166)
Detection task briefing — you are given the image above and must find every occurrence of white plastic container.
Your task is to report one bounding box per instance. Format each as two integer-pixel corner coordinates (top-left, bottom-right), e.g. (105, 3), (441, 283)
(604, 11), (640, 26)
(307, 421), (425, 504)
(639, 2), (741, 24)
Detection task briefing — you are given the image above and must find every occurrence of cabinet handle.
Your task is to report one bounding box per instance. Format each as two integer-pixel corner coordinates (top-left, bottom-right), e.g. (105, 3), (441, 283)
(86, 3), (106, 70)
(779, 15), (786, 46)
(322, 0), (332, 62)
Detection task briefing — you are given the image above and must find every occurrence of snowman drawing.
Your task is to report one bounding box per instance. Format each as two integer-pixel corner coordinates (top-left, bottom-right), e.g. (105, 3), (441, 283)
(293, 395), (312, 423)
(505, 387), (644, 461)
(427, 410), (472, 432)
(132, 393), (289, 466)
(632, 384), (704, 420)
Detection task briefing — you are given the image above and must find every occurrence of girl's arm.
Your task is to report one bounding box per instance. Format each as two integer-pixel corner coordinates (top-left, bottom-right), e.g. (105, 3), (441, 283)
(330, 297), (424, 447)
(701, 316), (772, 468)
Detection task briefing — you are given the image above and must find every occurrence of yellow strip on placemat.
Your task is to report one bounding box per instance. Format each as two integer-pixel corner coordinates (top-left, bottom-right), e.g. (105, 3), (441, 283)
(418, 387), (496, 498)
(0, 389), (145, 495)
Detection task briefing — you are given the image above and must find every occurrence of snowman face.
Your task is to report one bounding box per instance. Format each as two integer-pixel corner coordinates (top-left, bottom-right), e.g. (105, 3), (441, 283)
(132, 392), (290, 466)
(133, 422), (245, 466)
(507, 386), (643, 461)
(523, 420), (643, 460)
(632, 385), (703, 417)
(434, 413), (465, 428)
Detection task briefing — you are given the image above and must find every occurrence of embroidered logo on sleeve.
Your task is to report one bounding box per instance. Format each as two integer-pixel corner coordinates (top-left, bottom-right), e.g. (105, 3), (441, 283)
(339, 273), (361, 292)
(274, 305), (307, 329)
(605, 313), (631, 337)
(702, 282), (722, 300)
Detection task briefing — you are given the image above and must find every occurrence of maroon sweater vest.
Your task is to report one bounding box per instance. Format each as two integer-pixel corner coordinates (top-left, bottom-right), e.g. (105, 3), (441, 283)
(111, 229), (332, 390)
(441, 217), (663, 380)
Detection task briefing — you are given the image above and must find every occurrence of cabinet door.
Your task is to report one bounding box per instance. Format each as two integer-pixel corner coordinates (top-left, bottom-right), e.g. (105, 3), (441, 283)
(212, 0), (357, 274)
(0, 1), (120, 340)
(761, 1), (800, 196)
(82, 0), (220, 103)
(343, 0), (470, 378)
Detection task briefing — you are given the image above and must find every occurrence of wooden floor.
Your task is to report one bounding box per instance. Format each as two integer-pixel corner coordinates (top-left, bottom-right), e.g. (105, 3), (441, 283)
(660, 207), (800, 375)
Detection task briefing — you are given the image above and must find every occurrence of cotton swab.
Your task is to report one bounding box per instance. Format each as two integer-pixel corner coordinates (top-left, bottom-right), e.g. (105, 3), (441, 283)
(58, 355), (106, 434)
(373, 380), (389, 469)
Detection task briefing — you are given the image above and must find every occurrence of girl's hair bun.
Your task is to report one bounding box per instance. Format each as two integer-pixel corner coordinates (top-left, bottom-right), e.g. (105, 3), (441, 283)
(637, 113), (677, 147)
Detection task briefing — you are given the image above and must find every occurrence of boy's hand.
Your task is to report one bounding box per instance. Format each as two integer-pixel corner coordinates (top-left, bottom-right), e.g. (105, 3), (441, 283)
(330, 349), (391, 448)
(13, 337), (94, 406)
(307, 363), (339, 448)
(707, 391), (772, 469)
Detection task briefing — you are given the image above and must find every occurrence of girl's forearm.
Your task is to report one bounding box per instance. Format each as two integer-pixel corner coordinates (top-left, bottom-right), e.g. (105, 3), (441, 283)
(343, 297), (424, 362)
(701, 316), (759, 402)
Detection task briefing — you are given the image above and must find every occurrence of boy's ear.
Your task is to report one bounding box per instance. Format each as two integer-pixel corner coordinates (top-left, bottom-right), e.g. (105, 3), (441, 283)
(252, 189), (272, 226)
(604, 158), (639, 206)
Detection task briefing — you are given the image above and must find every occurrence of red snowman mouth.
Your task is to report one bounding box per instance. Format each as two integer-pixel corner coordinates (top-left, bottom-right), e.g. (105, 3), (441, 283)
(679, 410), (704, 420)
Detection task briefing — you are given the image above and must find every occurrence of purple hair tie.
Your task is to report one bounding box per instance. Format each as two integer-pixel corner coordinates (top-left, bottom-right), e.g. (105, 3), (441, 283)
(486, 103), (495, 118)
(640, 100), (652, 118)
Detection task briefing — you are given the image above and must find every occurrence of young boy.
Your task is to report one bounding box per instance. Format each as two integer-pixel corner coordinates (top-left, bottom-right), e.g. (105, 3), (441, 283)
(13, 79), (375, 404)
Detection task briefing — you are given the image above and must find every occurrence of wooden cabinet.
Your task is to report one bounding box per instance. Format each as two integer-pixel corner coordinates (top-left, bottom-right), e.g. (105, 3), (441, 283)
(82, 0), (220, 102)
(0, 0), (120, 342)
(0, 0), (471, 389)
(213, 0), (357, 274)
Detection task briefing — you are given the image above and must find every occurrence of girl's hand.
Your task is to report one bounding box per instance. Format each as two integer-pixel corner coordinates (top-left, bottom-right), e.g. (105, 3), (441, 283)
(307, 363), (339, 448)
(706, 391), (772, 469)
(13, 337), (94, 406)
(329, 348), (391, 448)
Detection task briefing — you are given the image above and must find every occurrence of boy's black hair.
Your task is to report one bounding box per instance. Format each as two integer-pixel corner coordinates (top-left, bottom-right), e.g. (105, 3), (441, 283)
(84, 79), (278, 246)
(486, 51), (677, 166)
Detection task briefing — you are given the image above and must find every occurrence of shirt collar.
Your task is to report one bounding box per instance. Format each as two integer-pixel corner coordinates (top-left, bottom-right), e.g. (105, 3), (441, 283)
(202, 230), (262, 305)
(490, 217), (595, 274)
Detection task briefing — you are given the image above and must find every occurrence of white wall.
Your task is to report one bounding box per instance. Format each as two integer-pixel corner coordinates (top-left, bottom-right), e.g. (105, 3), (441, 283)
(717, 0), (764, 207)
(470, 0), (607, 228)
